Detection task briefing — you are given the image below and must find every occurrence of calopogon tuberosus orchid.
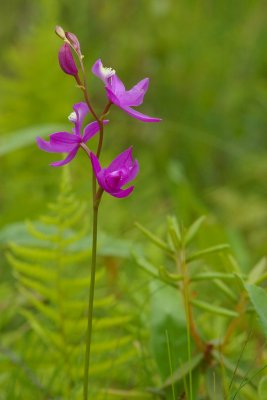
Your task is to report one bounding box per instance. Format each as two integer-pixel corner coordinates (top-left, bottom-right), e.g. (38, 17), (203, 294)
(90, 147), (139, 198)
(36, 102), (108, 166)
(92, 59), (161, 123)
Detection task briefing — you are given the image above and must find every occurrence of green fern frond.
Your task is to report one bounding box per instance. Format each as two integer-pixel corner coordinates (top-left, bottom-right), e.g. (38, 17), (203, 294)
(7, 168), (138, 398)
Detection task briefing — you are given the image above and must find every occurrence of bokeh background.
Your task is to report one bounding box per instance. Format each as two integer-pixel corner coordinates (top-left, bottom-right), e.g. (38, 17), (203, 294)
(1, 0), (267, 278)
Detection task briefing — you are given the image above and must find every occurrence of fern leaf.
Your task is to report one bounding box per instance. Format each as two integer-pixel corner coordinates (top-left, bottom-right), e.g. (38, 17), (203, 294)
(6, 252), (56, 281)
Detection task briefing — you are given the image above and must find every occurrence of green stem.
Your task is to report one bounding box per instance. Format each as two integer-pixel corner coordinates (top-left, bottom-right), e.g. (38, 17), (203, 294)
(180, 252), (193, 400)
(83, 188), (103, 400)
(178, 248), (204, 400)
(75, 74), (99, 123)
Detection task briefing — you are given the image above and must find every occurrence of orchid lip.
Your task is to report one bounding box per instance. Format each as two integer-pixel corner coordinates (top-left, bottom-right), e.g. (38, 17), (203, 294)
(100, 65), (116, 79)
(68, 111), (77, 122)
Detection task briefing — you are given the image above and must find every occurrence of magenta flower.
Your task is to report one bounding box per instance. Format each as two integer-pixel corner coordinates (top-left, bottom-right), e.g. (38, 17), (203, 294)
(92, 59), (161, 123)
(90, 147), (139, 198)
(58, 43), (78, 76)
(36, 102), (108, 167)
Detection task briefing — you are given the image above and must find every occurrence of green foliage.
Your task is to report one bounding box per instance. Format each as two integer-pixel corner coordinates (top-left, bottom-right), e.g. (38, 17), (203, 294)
(0, 124), (67, 156)
(1, 1), (267, 398)
(149, 281), (187, 380)
(4, 169), (139, 399)
(135, 215), (267, 399)
(244, 284), (267, 339)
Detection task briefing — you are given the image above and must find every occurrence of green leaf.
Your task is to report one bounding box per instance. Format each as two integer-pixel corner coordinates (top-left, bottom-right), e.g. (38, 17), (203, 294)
(258, 376), (267, 399)
(167, 215), (181, 250)
(20, 310), (51, 346)
(248, 258), (267, 284)
(134, 254), (159, 277)
(149, 281), (188, 381)
(213, 351), (248, 380)
(99, 388), (152, 399)
(190, 299), (238, 317)
(64, 315), (133, 336)
(186, 244), (230, 263)
(205, 367), (225, 400)
(19, 276), (56, 302)
(6, 252), (56, 281)
(184, 215), (206, 245)
(190, 272), (236, 282)
(20, 287), (59, 324)
(91, 336), (132, 354)
(161, 353), (203, 388)
(213, 279), (237, 302)
(135, 222), (174, 254)
(77, 348), (137, 377)
(8, 242), (57, 262)
(0, 124), (67, 156)
(63, 295), (115, 316)
(158, 266), (183, 283)
(245, 284), (267, 338)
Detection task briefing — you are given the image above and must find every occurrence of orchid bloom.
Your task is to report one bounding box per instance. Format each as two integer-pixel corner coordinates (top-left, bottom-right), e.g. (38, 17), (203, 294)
(92, 59), (161, 123)
(36, 102), (108, 167)
(90, 147), (139, 198)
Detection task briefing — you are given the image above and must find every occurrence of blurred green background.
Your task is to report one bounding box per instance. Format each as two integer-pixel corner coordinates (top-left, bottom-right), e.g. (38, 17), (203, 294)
(1, 0), (267, 264)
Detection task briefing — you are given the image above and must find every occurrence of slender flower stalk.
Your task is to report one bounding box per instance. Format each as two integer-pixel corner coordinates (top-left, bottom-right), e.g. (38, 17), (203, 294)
(83, 185), (103, 400)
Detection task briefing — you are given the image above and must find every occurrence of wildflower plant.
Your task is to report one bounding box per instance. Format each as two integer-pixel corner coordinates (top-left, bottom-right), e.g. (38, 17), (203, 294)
(36, 26), (161, 400)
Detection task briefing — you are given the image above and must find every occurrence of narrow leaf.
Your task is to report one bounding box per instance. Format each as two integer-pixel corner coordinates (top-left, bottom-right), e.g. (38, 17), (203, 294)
(191, 299), (238, 317)
(213, 279), (237, 302)
(184, 215), (206, 245)
(135, 222), (174, 254)
(6, 252), (56, 281)
(161, 353), (203, 388)
(245, 284), (267, 338)
(248, 258), (267, 284)
(167, 215), (181, 249)
(186, 244), (230, 263)
(0, 124), (67, 156)
(190, 272), (236, 282)
(258, 376), (267, 399)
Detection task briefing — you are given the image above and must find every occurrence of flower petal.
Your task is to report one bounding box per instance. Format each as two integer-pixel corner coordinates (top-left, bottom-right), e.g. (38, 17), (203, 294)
(65, 31), (81, 55)
(83, 120), (109, 143)
(120, 78), (149, 107)
(107, 147), (133, 173)
(108, 74), (125, 94)
(58, 43), (78, 76)
(50, 146), (79, 167)
(49, 132), (81, 148)
(119, 105), (162, 123)
(110, 186), (134, 198)
(72, 102), (89, 134)
(92, 59), (116, 85)
(121, 159), (139, 186)
(95, 169), (111, 193)
(89, 152), (102, 175)
(36, 135), (75, 153)
(105, 87), (120, 105)
(92, 59), (105, 83)
(36, 137), (62, 153)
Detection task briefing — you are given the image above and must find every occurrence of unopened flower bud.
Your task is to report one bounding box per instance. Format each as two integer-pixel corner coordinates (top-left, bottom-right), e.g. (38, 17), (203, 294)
(58, 43), (78, 76)
(55, 25), (66, 40)
(65, 31), (82, 56)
